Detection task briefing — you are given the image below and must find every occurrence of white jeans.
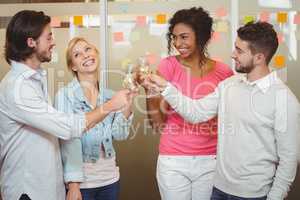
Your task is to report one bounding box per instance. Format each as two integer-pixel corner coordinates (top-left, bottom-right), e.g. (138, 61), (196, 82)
(156, 155), (216, 200)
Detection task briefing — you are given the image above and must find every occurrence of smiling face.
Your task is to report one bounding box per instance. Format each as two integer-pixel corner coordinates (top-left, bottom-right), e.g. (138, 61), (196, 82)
(70, 40), (99, 76)
(231, 37), (255, 73)
(172, 23), (199, 60)
(34, 24), (55, 63)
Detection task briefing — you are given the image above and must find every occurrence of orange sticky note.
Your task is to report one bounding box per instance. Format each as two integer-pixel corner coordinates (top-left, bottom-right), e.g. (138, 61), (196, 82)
(73, 16), (83, 26)
(260, 11), (270, 22)
(277, 12), (288, 23)
(274, 55), (285, 68)
(216, 7), (227, 18)
(294, 13), (300, 24)
(113, 32), (124, 42)
(146, 53), (158, 65)
(156, 14), (167, 24)
(277, 33), (284, 44)
(244, 16), (255, 24)
(50, 17), (61, 27)
(136, 16), (147, 27)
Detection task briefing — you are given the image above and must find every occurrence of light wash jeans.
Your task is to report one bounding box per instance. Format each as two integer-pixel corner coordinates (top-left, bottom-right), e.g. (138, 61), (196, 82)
(157, 155), (216, 200)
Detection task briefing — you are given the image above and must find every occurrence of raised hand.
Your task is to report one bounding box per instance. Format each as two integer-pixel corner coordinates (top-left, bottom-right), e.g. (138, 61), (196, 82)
(109, 89), (131, 112)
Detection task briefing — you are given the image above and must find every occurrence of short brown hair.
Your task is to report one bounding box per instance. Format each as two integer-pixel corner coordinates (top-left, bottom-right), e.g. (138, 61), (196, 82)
(237, 21), (278, 65)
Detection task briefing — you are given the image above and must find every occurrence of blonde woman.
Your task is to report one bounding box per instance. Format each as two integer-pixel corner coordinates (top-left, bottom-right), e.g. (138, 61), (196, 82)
(55, 37), (135, 200)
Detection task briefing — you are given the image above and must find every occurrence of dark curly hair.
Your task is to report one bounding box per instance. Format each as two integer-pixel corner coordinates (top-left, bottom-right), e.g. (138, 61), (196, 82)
(167, 7), (213, 65)
(237, 21), (278, 65)
(5, 10), (51, 64)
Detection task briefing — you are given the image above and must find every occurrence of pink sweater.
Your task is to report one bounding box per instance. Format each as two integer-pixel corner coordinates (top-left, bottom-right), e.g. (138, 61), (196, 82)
(158, 56), (233, 155)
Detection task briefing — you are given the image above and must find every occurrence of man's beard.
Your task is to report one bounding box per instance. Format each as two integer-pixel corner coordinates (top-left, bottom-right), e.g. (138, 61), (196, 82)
(235, 61), (254, 74)
(36, 50), (51, 62)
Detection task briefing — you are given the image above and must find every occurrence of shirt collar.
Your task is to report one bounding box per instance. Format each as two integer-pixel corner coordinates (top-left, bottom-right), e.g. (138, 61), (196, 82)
(239, 71), (278, 93)
(11, 60), (46, 81)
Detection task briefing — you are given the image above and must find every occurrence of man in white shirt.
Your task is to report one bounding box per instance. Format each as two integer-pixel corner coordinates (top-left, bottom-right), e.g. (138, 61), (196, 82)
(0, 10), (132, 200)
(144, 22), (299, 200)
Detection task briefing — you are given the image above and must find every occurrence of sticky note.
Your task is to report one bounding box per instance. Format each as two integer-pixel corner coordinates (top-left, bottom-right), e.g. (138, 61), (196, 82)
(156, 14), (167, 24)
(136, 16), (147, 27)
(216, 21), (228, 32)
(211, 32), (221, 42)
(216, 7), (227, 18)
(259, 11), (270, 22)
(50, 17), (61, 27)
(130, 31), (140, 42)
(73, 16), (83, 26)
(277, 33), (284, 44)
(113, 32), (124, 42)
(274, 55), (285, 68)
(121, 58), (132, 70)
(293, 13), (300, 25)
(244, 16), (255, 24)
(277, 12), (288, 23)
(146, 53), (158, 65)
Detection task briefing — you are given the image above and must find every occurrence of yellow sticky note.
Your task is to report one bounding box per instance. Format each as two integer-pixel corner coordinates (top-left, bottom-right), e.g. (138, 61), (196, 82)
(277, 12), (288, 23)
(156, 14), (167, 24)
(243, 16), (255, 24)
(73, 16), (83, 26)
(216, 21), (228, 33)
(274, 55), (285, 68)
(121, 58), (132, 70)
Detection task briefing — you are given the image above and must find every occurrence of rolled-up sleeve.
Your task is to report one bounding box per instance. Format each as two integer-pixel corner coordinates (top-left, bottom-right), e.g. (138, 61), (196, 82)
(7, 79), (86, 140)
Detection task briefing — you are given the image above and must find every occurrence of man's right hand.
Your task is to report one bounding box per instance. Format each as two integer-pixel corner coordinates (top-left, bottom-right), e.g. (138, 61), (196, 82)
(67, 182), (82, 200)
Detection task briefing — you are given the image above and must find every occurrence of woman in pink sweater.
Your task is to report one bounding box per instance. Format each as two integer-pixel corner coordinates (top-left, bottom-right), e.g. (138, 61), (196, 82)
(141, 7), (233, 200)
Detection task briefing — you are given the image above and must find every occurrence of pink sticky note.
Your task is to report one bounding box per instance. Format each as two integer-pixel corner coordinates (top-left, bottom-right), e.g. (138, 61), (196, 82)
(51, 17), (61, 27)
(211, 32), (221, 42)
(277, 33), (284, 44)
(260, 11), (270, 22)
(146, 53), (158, 65)
(216, 7), (227, 18)
(136, 16), (147, 27)
(294, 14), (300, 24)
(113, 32), (124, 42)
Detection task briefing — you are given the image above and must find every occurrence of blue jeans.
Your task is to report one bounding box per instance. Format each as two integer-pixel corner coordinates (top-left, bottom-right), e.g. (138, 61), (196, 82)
(80, 181), (120, 200)
(211, 187), (267, 200)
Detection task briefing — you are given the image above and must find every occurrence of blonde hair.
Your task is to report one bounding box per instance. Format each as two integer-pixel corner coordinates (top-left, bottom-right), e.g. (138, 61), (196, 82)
(66, 37), (99, 76)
